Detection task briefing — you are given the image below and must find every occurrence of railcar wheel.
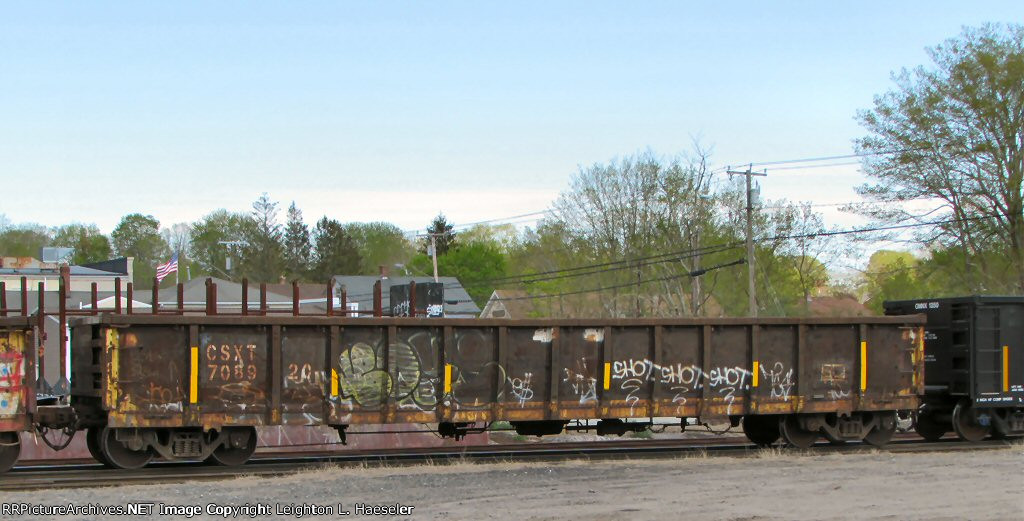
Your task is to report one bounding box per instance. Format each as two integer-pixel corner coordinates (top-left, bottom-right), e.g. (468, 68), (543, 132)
(207, 427), (257, 466)
(952, 401), (990, 442)
(863, 412), (897, 447)
(779, 415), (818, 449)
(913, 408), (948, 442)
(742, 415), (780, 446)
(86, 427), (112, 467)
(99, 428), (153, 470)
(0, 432), (21, 473)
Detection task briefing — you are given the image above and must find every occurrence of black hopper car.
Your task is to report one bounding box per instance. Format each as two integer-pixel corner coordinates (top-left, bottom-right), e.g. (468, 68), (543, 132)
(885, 296), (1024, 441)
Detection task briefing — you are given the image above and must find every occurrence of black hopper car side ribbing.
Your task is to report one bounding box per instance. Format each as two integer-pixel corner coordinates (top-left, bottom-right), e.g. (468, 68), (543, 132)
(885, 296), (1024, 441)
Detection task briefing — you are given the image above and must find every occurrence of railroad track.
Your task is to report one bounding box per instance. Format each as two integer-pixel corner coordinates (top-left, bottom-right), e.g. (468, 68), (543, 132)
(0, 435), (1014, 492)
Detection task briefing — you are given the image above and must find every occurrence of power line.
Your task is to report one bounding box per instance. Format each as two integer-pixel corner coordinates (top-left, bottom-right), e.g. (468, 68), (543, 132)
(342, 242), (746, 300)
(494, 243), (742, 286)
(402, 210), (551, 236)
(344, 212), (1004, 304)
(479, 213), (1003, 304)
(446, 258), (748, 304)
(725, 146), (929, 169)
(763, 161), (862, 171)
(759, 196), (940, 210)
(451, 210), (550, 229)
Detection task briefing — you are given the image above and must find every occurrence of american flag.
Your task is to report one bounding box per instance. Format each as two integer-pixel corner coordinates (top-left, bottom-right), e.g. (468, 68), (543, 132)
(156, 252), (179, 283)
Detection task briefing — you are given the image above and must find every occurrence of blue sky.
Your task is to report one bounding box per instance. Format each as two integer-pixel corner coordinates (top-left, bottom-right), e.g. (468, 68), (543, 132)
(1, 2), (1020, 234)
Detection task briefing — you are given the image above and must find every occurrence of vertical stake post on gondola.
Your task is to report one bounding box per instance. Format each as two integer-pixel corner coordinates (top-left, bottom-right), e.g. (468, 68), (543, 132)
(114, 277), (122, 314)
(373, 280), (382, 317)
(409, 280), (417, 317)
(326, 278), (334, 317)
(151, 277), (159, 315)
(37, 282), (45, 387)
(177, 283), (184, 314)
(242, 278), (249, 316)
(20, 277), (28, 316)
(260, 283), (267, 315)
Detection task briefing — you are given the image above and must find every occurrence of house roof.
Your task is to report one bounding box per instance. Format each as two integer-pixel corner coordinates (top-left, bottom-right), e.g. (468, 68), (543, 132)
(154, 277), (294, 306)
(3, 290), (118, 313)
(80, 257), (131, 275)
(482, 289), (537, 318)
(0, 265), (122, 277)
(332, 275), (480, 316)
(263, 283), (331, 301)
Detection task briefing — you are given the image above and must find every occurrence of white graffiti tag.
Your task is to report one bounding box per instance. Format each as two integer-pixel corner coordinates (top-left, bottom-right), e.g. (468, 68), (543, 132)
(610, 358), (752, 415)
(760, 362), (794, 401)
(509, 373), (535, 406)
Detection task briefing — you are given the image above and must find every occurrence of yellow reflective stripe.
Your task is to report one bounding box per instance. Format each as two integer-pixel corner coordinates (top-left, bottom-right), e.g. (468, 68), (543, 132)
(189, 346), (198, 404)
(860, 341), (868, 391)
(752, 360), (759, 387)
(107, 329), (120, 407)
(603, 362), (611, 390)
(444, 364), (452, 394)
(1003, 346), (1010, 393)
(331, 368), (339, 398)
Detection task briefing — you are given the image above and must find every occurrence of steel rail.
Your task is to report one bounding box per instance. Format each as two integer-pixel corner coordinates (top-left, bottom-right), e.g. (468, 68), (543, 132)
(0, 437), (1014, 492)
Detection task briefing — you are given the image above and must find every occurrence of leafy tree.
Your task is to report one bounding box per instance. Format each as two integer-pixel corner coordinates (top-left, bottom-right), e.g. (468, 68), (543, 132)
(236, 193), (286, 283)
(188, 210), (249, 279)
(51, 223), (112, 264)
(160, 223), (191, 256)
(859, 251), (923, 312)
(546, 148), (745, 317)
(518, 147), (841, 318)
(854, 24), (1024, 292)
(457, 224), (520, 253)
(408, 241), (507, 307)
(282, 202), (312, 281)
(309, 217), (362, 282)
(422, 214), (456, 256)
(440, 242), (507, 306)
(0, 225), (50, 258)
(767, 202), (847, 315)
(344, 222), (414, 275)
(111, 213), (169, 284)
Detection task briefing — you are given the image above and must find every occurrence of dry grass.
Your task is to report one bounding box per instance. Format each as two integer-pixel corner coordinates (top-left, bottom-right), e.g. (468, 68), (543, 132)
(752, 446), (789, 460)
(682, 448), (708, 459)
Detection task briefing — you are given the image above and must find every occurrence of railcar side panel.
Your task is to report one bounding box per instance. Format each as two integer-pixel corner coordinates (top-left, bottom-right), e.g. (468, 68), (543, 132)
(73, 316), (924, 431)
(752, 325), (798, 414)
(501, 326), (550, 420)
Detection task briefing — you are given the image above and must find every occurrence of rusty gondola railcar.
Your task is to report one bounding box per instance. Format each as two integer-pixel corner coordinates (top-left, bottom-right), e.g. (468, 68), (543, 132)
(70, 313), (925, 469)
(0, 316), (36, 472)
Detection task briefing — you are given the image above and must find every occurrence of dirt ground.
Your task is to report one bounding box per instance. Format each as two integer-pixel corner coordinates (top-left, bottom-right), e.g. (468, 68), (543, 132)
(2, 443), (1020, 521)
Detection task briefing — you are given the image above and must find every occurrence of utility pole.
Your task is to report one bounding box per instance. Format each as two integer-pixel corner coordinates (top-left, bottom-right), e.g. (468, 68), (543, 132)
(429, 234), (440, 283)
(727, 165), (767, 317)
